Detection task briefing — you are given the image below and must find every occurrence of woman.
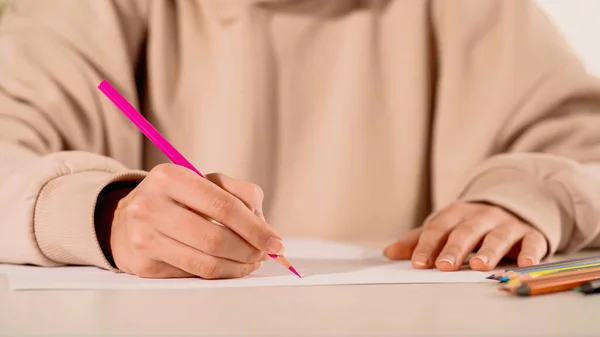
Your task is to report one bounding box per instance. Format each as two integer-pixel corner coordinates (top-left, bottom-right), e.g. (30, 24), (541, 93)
(1, 0), (599, 279)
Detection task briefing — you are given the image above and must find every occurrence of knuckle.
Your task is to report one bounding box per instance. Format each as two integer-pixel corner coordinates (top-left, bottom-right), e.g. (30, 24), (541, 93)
(425, 212), (445, 227)
(195, 258), (220, 279)
(445, 202), (469, 214)
(486, 230), (509, 243)
(248, 221), (267, 243)
(201, 229), (224, 254)
(435, 202), (474, 222)
(483, 206), (507, 218)
(245, 249), (263, 263)
(129, 227), (155, 251)
(450, 224), (477, 240)
(150, 163), (178, 187)
(125, 196), (152, 220)
(249, 183), (264, 201)
(239, 264), (255, 278)
(421, 224), (450, 241)
(151, 163), (173, 178)
(423, 219), (445, 231)
(413, 241), (437, 255)
(424, 212), (457, 231)
(211, 194), (235, 217)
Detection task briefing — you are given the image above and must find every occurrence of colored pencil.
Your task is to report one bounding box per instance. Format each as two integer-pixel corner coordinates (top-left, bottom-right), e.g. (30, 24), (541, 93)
(577, 278), (600, 294)
(488, 255), (600, 278)
(501, 266), (600, 291)
(508, 265), (600, 285)
(494, 259), (600, 281)
(97, 80), (301, 278)
(510, 270), (600, 297)
(268, 254), (302, 278)
(500, 262), (600, 283)
(487, 255), (600, 279)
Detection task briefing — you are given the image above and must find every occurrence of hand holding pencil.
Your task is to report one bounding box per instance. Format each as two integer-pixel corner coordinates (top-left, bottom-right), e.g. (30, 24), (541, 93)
(96, 80), (300, 280)
(101, 166), (284, 279)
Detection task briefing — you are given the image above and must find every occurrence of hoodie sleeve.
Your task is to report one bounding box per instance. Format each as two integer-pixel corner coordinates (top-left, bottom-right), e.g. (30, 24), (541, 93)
(0, 0), (148, 270)
(431, 0), (600, 256)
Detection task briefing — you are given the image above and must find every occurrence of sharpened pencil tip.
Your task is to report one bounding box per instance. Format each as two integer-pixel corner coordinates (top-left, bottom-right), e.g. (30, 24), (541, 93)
(579, 283), (593, 293)
(515, 285), (531, 297)
(289, 266), (302, 278)
(486, 275), (495, 279)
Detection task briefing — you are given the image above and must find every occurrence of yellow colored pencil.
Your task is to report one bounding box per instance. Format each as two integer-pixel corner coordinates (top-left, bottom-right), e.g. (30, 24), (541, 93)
(506, 262), (600, 284)
(501, 266), (600, 291)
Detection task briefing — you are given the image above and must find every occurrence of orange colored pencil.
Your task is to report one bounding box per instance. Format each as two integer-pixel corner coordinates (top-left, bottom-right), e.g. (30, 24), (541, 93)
(501, 267), (600, 291)
(511, 270), (600, 296)
(486, 256), (600, 279)
(512, 266), (600, 283)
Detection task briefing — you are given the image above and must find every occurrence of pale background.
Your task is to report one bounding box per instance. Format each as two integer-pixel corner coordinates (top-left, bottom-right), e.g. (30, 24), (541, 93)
(538, 0), (600, 75)
(0, 0), (597, 74)
(0, 3), (599, 336)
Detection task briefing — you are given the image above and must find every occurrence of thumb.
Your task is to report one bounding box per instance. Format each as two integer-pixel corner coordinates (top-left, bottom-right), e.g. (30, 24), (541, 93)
(383, 227), (423, 260)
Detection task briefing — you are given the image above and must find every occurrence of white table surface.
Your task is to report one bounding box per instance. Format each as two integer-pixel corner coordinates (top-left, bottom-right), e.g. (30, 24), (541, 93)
(1, 252), (600, 337)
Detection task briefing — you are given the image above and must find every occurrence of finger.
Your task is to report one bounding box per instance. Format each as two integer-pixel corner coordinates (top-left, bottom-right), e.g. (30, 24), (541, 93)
(155, 201), (265, 264)
(153, 165), (284, 254)
(131, 260), (194, 279)
(206, 173), (266, 219)
(151, 232), (262, 279)
(516, 230), (548, 267)
(383, 227), (422, 260)
(434, 215), (502, 271)
(410, 207), (467, 269)
(469, 222), (529, 271)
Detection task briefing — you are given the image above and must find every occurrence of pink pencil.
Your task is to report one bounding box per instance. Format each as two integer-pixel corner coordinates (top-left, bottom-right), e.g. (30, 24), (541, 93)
(97, 80), (301, 278)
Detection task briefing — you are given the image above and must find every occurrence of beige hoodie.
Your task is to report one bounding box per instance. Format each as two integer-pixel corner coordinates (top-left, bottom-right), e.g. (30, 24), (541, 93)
(1, 0), (600, 272)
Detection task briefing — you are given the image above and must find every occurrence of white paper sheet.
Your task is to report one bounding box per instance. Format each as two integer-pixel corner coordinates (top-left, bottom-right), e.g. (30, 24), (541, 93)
(0, 238), (491, 290)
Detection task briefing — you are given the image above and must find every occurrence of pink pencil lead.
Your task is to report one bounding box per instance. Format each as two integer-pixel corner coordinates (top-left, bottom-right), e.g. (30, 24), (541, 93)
(289, 266), (302, 278)
(266, 253), (301, 277)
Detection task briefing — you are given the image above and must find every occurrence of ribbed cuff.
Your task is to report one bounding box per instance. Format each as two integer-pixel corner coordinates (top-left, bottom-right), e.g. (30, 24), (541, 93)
(457, 167), (571, 257)
(34, 170), (146, 271)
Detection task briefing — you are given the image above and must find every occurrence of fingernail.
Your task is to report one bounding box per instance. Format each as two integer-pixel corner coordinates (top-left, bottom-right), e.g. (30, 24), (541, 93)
(522, 256), (535, 266)
(472, 255), (488, 265)
(438, 254), (456, 267)
(383, 246), (392, 257)
(261, 253), (270, 261)
(266, 237), (285, 254)
(413, 253), (430, 267)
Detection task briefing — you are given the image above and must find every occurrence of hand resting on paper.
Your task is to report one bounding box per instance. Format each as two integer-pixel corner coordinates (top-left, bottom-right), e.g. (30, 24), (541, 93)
(384, 202), (548, 272)
(95, 164), (284, 279)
